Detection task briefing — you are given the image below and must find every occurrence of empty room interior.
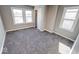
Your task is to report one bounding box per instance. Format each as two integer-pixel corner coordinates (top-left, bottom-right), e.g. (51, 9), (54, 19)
(0, 5), (79, 54)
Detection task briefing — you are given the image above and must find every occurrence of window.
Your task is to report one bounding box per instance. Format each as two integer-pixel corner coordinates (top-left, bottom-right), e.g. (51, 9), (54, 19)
(12, 8), (24, 24)
(11, 8), (33, 24)
(60, 7), (79, 32)
(25, 10), (32, 23)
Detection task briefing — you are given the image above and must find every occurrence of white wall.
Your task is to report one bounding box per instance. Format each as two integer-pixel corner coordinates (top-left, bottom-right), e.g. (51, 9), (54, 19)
(54, 5), (79, 41)
(0, 5), (35, 32)
(70, 34), (79, 54)
(36, 6), (46, 31)
(0, 14), (6, 53)
(45, 6), (58, 33)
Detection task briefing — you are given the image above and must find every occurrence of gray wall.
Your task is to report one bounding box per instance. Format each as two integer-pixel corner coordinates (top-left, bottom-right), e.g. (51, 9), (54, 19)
(45, 6), (58, 33)
(35, 6), (46, 31)
(0, 14), (6, 53)
(54, 5), (79, 41)
(0, 5), (35, 32)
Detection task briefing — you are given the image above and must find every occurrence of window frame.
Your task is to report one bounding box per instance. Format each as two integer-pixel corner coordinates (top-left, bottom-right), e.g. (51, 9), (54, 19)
(59, 6), (79, 32)
(11, 7), (33, 25)
(24, 9), (33, 23)
(11, 7), (24, 25)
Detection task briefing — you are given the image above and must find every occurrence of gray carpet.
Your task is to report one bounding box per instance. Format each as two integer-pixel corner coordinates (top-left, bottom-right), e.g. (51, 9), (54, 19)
(2, 28), (73, 54)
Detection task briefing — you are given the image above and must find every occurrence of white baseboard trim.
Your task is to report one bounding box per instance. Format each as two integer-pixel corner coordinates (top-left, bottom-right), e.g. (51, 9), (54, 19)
(6, 26), (35, 32)
(45, 29), (75, 42)
(0, 32), (6, 54)
(44, 29), (54, 33)
(54, 31), (75, 42)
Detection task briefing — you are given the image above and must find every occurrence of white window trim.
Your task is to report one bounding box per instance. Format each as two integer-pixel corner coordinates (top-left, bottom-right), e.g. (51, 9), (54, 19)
(11, 7), (24, 25)
(59, 6), (79, 32)
(11, 7), (33, 25)
(24, 9), (33, 23)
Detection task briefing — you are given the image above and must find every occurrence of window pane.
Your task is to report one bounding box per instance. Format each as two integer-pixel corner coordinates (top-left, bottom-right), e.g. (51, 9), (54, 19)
(25, 10), (32, 16)
(62, 20), (74, 30)
(25, 10), (32, 23)
(66, 9), (78, 12)
(13, 9), (22, 16)
(14, 17), (23, 24)
(26, 16), (32, 23)
(64, 9), (78, 19)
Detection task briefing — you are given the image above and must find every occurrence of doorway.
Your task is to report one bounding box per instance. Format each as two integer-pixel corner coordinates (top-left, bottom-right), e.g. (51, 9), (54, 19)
(35, 10), (37, 28)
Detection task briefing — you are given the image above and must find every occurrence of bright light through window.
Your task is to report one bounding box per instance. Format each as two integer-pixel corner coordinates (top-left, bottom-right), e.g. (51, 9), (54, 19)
(12, 8), (24, 24)
(14, 17), (23, 24)
(25, 10), (32, 23)
(64, 9), (78, 19)
(60, 8), (78, 31)
(62, 20), (74, 30)
(13, 9), (23, 16)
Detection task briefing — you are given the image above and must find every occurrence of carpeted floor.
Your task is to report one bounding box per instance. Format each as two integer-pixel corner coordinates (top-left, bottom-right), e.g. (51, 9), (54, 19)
(2, 28), (73, 54)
